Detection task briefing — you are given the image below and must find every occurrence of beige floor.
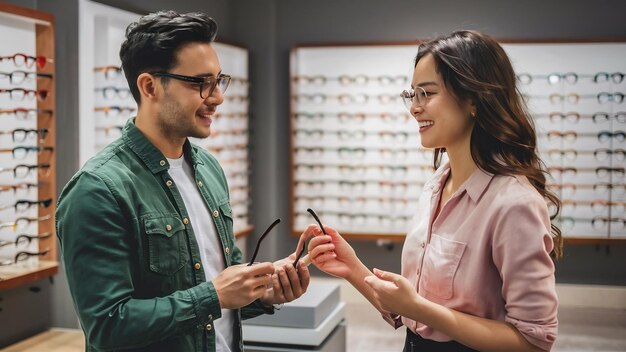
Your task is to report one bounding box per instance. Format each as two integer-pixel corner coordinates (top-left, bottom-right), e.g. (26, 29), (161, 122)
(4, 305), (626, 352)
(345, 303), (626, 352)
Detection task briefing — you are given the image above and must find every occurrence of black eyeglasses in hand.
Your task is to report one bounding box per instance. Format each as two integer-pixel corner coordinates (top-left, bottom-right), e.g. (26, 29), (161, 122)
(247, 218), (281, 266)
(293, 208), (328, 268)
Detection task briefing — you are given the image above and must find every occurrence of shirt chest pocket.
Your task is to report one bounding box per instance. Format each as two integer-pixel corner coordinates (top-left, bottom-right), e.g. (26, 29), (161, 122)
(420, 234), (466, 300)
(143, 215), (189, 275)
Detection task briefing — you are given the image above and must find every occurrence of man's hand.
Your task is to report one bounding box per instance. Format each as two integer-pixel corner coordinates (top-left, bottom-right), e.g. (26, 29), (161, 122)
(261, 255), (311, 306)
(213, 262), (275, 309)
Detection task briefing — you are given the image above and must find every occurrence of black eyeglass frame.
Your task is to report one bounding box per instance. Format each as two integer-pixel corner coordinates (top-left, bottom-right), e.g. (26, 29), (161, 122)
(151, 71), (231, 99)
(247, 218), (282, 266)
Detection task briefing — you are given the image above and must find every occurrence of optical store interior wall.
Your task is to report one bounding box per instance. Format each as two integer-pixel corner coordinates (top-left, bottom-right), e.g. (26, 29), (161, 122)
(1, 0), (625, 347)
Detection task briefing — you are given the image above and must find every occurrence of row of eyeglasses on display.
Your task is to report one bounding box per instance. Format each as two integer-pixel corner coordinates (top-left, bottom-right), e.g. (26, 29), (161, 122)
(0, 53), (54, 266)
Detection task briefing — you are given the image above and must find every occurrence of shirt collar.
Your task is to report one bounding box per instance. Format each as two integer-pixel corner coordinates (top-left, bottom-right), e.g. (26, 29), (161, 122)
(427, 161), (494, 202)
(123, 118), (203, 174)
(461, 167), (494, 202)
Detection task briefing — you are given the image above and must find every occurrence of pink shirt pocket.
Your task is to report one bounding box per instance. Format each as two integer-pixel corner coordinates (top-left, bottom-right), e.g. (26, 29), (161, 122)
(420, 234), (467, 300)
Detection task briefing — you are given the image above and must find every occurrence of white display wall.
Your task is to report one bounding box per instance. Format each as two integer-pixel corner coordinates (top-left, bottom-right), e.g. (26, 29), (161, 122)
(290, 45), (425, 238)
(290, 42), (626, 241)
(506, 42), (626, 239)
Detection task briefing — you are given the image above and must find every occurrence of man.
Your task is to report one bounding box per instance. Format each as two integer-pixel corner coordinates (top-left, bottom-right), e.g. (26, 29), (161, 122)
(56, 11), (310, 352)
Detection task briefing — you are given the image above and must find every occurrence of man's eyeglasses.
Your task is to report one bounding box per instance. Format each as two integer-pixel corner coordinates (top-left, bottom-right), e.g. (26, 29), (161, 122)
(151, 72), (231, 99)
(399, 87), (428, 111)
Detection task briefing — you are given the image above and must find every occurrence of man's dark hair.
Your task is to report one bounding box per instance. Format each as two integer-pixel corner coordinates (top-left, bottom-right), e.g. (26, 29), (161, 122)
(119, 10), (218, 104)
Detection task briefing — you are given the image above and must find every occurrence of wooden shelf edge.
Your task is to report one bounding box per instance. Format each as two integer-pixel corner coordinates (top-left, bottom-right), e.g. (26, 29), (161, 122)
(563, 237), (626, 245)
(292, 230), (406, 242)
(292, 230), (626, 245)
(0, 260), (59, 291)
(235, 225), (254, 239)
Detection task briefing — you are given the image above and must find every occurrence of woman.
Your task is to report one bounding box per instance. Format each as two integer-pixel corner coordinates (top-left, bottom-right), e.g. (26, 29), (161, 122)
(303, 30), (562, 351)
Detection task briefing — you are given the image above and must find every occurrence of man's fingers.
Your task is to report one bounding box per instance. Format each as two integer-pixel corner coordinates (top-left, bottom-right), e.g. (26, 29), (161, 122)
(248, 262), (275, 276)
(298, 261), (311, 291)
(285, 264), (303, 297)
(277, 267), (294, 301)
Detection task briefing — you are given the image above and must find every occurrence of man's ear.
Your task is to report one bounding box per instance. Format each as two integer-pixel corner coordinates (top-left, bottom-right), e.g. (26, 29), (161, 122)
(137, 72), (158, 102)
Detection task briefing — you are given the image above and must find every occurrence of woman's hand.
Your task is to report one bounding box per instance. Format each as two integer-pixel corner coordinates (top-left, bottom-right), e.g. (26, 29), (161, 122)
(301, 224), (360, 280)
(363, 268), (425, 316)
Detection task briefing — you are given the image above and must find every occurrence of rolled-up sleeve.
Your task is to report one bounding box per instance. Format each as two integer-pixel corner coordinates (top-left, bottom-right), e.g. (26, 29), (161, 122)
(492, 195), (558, 351)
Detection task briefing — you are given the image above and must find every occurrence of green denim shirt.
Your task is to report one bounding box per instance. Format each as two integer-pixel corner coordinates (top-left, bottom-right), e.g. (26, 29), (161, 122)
(56, 119), (271, 352)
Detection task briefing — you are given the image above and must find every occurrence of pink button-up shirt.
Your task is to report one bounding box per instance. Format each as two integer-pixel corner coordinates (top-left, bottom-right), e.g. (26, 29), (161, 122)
(394, 162), (558, 351)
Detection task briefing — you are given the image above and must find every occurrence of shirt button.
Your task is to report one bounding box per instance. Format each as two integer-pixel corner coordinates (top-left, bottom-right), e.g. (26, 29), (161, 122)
(166, 180), (173, 187)
(225, 247), (230, 254)
(420, 242), (425, 248)
(198, 181), (203, 188)
(159, 160), (166, 166)
(194, 262), (201, 270)
(166, 224), (172, 231)
(213, 210), (219, 217)
(183, 217), (189, 225)
(206, 324), (212, 331)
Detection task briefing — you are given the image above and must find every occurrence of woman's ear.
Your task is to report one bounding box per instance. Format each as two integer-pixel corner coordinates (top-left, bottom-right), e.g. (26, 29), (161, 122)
(469, 100), (477, 118)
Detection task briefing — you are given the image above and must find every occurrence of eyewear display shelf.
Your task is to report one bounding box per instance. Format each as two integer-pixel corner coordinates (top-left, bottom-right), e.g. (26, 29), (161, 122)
(79, 0), (253, 239)
(289, 40), (626, 244)
(0, 3), (57, 291)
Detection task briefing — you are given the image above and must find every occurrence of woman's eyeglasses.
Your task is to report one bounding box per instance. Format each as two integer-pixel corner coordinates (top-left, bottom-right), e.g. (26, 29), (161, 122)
(400, 87), (428, 111)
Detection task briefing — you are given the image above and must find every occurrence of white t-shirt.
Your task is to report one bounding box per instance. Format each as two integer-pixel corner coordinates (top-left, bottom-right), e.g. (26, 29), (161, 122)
(167, 155), (234, 352)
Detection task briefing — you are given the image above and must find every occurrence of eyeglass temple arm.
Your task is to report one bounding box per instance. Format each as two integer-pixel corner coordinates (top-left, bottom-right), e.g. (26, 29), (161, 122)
(293, 208), (327, 268)
(247, 218), (281, 266)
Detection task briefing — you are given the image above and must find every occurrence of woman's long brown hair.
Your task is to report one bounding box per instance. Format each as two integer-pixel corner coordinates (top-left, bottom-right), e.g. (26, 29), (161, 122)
(416, 30), (563, 259)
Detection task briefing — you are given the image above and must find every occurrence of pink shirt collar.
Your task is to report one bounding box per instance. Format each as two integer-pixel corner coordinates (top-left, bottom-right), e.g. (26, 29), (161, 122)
(427, 162), (495, 203)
